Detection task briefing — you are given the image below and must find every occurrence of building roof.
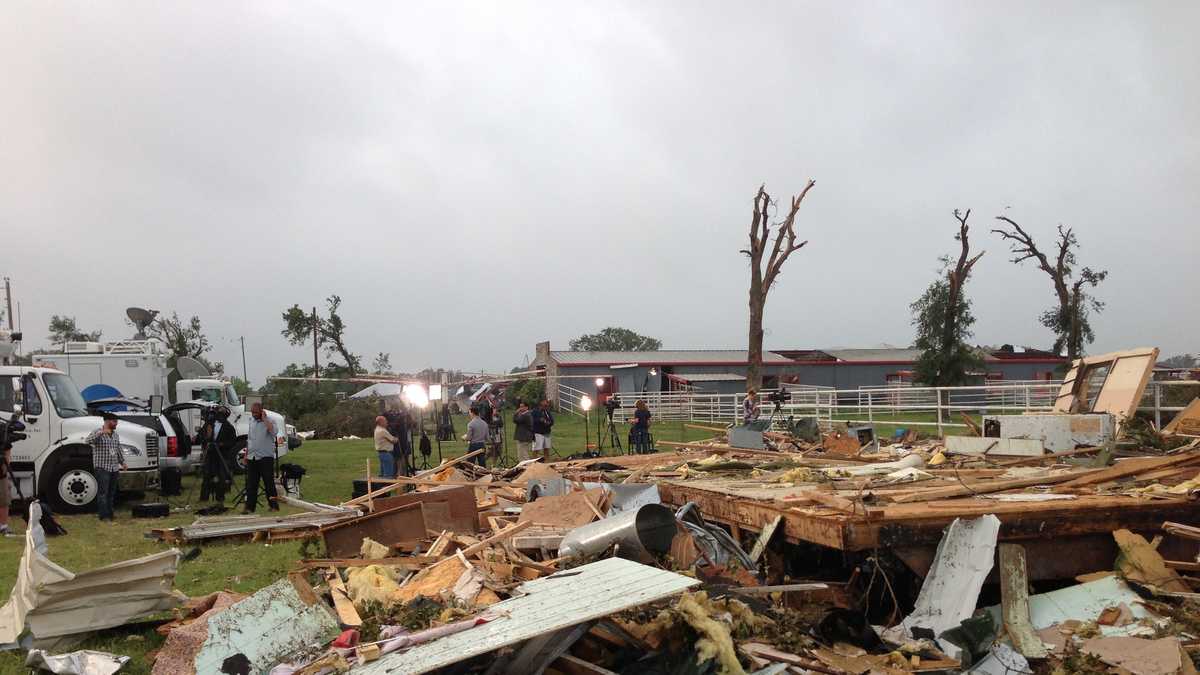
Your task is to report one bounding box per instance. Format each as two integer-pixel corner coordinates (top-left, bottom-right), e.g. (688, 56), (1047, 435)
(671, 373), (745, 382)
(823, 348), (924, 362)
(549, 349), (795, 366)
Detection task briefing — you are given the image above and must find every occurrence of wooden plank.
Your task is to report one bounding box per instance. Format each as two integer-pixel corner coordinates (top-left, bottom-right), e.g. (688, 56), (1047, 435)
(1165, 399), (1200, 436)
(748, 515), (783, 565)
(1055, 452), (1200, 489)
(414, 447), (488, 479)
(297, 556), (437, 570)
(782, 491), (858, 514)
(1166, 561), (1200, 572)
(891, 470), (1093, 503)
(1164, 521), (1200, 541)
(325, 567), (363, 628)
(991, 446), (1102, 467)
(459, 520), (532, 557)
(373, 485), (478, 535)
(1113, 529), (1191, 593)
(341, 448), (488, 507)
(320, 502), (428, 558)
(550, 654), (619, 675)
(998, 544), (1047, 658)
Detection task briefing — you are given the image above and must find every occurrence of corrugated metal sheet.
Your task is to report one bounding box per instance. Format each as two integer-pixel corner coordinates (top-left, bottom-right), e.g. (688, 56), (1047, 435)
(550, 350), (794, 365)
(355, 557), (700, 674)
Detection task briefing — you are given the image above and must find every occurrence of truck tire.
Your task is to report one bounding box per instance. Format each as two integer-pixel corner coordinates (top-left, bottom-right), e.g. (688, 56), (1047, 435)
(46, 457), (100, 513)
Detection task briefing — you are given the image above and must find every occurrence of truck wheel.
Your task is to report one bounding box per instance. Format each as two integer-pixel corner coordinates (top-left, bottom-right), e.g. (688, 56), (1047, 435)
(48, 458), (100, 513)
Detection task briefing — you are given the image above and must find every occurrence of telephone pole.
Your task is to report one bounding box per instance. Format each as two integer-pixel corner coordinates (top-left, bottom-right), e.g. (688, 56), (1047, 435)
(3, 277), (13, 329)
(240, 336), (248, 385)
(312, 306), (320, 392)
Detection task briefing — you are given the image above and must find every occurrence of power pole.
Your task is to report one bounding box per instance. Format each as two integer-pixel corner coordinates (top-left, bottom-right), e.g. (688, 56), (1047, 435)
(3, 277), (13, 329)
(312, 306), (320, 392)
(240, 336), (248, 385)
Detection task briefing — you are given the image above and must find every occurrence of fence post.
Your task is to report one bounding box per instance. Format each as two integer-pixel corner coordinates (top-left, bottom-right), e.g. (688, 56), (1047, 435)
(867, 391), (873, 424)
(1154, 383), (1162, 429)
(936, 388), (944, 437)
(1023, 385), (1030, 412)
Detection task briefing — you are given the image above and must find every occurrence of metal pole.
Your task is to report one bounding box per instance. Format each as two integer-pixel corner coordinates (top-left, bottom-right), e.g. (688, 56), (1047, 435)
(584, 409), (590, 454)
(1154, 383), (1162, 429)
(240, 336), (248, 385)
(3, 277), (13, 329)
(936, 388), (944, 437)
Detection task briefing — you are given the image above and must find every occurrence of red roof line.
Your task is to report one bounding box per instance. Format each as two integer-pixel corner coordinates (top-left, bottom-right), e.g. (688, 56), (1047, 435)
(557, 357), (1067, 367)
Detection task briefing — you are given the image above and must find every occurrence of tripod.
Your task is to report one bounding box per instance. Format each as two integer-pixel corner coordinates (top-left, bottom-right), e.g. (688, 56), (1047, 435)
(603, 414), (623, 454)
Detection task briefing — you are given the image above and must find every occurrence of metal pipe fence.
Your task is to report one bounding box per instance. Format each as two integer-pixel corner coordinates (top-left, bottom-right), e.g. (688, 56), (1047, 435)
(555, 379), (1200, 436)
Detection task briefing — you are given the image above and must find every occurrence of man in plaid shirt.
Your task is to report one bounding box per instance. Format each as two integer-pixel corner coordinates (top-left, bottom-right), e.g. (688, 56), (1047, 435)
(86, 412), (126, 521)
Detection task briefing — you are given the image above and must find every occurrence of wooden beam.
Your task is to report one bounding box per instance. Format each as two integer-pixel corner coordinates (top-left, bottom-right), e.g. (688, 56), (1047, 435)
(891, 470), (1096, 503)
(998, 544), (1047, 658)
(459, 520), (532, 557)
(325, 567), (363, 628)
(298, 556), (437, 570)
(748, 515), (783, 565)
(1055, 453), (1200, 489)
(342, 449), (488, 507)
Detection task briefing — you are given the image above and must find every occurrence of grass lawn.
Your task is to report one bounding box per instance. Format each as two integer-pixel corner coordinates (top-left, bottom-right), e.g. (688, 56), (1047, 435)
(0, 412), (715, 673)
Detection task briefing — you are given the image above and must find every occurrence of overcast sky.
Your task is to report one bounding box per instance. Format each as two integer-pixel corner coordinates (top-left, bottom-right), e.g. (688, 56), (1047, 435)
(3, 1), (1197, 386)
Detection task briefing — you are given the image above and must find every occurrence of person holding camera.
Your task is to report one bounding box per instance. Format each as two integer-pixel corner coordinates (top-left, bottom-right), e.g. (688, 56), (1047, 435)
(531, 399), (554, 461)
(742, 389), (760, 425)
(243, 402), (280, 513)
(199, 406), (237, 502)
(513, 400), (534, 462)
(87, 412), (126, 522)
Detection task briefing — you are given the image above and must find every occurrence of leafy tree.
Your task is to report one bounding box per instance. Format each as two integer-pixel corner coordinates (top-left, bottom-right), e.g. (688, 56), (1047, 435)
(281, 294), (361, 374)
(372, 352), (392, 374)
(1161, 354), (1197, 369)
(230, 376), (252, 396)
(146, 312), (210, 360)
(48, 315), (102, 345)
(740, 182), (814, 389)
(993, 218), (1107, 360)
(569, 327), (663, 352)
(911, 210), (985, 387)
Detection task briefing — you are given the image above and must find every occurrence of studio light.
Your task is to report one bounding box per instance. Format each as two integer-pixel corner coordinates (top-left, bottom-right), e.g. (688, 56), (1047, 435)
(580, 394), (592, 412)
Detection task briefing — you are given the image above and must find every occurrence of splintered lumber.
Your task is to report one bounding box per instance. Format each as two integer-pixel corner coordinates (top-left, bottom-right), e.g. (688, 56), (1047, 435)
(324, 567), (362, 628)
(1114, 529), (1192, 593)
(1164, 521), (1200, 541)
(998, 544), (1048, 658)
(298, 557), (437, 570)
(748, 515), (783, 565)
(685, 423), (729, 433)
(960, 412), (983, 436)
(991, 446), (1102, 467)
(1164, 399), (1200, 436)
(414, 448), (487, 479)
(458, 520), (532, 557)
(342, 448), (488, 507)
(890, 470), (1096, 503)
(782, 490), (858, 513)
(1055, 452), (1200, 489)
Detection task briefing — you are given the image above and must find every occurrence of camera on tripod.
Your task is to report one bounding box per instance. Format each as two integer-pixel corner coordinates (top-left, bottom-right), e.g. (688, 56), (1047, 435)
(1, 417), (27, 451)
(604, 395), (621, 420)
(764, 389), (792, 408)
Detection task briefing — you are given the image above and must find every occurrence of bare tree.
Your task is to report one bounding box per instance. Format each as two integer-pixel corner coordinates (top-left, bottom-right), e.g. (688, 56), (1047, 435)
(992, 217), (1107, 360)
(740, 182), (814, 389)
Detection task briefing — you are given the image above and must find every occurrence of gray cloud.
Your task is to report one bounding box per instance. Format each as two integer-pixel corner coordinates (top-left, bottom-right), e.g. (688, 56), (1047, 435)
(3, 1), (1196, 385)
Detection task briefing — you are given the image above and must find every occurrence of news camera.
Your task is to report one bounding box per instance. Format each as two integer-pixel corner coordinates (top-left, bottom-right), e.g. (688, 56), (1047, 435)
(765, 389), (792, 406)
(1, 417), (27, 453)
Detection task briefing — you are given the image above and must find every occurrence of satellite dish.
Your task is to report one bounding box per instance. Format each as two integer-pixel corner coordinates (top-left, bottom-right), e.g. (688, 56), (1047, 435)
(126, 307), (159, 340)
(176, 356), (211, 379)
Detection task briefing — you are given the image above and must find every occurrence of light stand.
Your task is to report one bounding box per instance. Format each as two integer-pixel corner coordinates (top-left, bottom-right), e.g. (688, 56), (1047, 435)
(580, 395), (593, 456)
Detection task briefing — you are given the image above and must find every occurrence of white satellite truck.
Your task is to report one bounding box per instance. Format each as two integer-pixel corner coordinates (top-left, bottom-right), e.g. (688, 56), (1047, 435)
(35, 336), (299, 460)
(0, 364), (162, 512)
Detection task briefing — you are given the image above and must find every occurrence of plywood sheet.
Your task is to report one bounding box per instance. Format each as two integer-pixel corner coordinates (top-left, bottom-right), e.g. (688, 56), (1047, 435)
(321, 503), (428, 558)
(518, 489), (606, 529)
(375, 485), (478, 534)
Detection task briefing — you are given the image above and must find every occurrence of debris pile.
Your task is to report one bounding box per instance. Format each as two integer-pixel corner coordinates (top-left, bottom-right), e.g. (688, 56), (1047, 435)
(6, 346), (1200, 674)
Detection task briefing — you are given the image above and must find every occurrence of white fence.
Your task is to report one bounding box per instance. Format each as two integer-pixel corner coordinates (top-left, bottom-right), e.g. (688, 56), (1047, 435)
(556, 380), (1200, 436)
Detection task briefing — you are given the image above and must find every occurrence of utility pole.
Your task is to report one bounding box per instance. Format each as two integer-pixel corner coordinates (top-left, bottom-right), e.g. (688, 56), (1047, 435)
(312, 306), (320, 393)
(3, 277), (13, 329)
(240, 336), (248, 385)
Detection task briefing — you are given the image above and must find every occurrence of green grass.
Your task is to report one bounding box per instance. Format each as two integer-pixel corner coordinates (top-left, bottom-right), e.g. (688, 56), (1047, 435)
(0, 413), (714, 673)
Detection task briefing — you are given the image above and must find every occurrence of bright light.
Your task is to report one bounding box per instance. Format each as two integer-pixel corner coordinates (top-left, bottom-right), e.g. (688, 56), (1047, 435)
(649, 368), (658, 376)
(402, 383), (429, 408)
(580, 394), (592, 411)
(595, 378), (605, 387)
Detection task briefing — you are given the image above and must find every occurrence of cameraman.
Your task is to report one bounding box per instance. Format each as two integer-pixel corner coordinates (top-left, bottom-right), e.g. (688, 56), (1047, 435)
(198, 406), (237, 502)
(742, 389), (760, 425)
(385, 406), (412, 477)
(628, 399), (652, 454)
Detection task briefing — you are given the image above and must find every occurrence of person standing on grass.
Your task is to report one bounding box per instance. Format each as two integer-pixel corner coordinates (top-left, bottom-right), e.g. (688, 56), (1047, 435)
(513, 400), (535, 462)
(531, 398), (554, 461)
(374, 415), (399, 478)
(629, 399), (652, 454)
(462, 407), (489, 466)
(86, 412), (126, 522)
(243, 402), (280, 514)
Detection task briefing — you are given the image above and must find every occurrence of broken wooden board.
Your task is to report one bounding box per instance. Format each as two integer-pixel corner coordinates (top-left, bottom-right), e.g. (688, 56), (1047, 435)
(1164, 398), (1200, 437)
(1113, 529), (1191, 593)
(325, 567), (362, 628)
(998, 544), (1048, 658)
(748, 515), (782, 565)
(320, 502), (428, 558)
(517, 488), (607, 529)
(373, 485), (478, 535)
(945, 436), (1044, 457)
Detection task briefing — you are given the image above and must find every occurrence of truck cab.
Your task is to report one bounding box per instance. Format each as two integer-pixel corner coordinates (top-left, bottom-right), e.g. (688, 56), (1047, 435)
(173, 377), (294, 460)
(0, 366), (160, 512)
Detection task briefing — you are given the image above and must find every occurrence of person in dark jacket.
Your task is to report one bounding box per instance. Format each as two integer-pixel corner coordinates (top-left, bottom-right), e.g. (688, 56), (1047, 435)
(199, 406), (237, 502)
(512, 400), (535, 461)
(530, 399), (554, 461)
